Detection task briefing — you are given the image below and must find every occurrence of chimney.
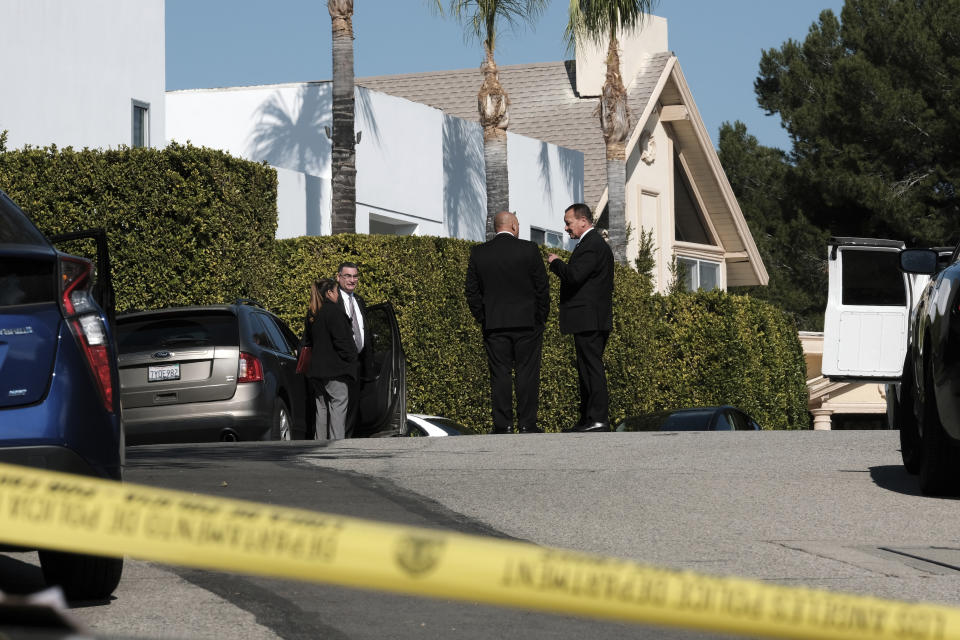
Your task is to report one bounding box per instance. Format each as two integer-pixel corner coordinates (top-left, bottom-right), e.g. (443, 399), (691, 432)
(574, 14), (668, 97)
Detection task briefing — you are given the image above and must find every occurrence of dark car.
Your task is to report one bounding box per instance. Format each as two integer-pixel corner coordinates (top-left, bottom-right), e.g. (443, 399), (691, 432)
(0, 189), (124, 599)
(896, 246), (960, 495)
(616, 406), (762, 432)
(116, 301), (310, 444)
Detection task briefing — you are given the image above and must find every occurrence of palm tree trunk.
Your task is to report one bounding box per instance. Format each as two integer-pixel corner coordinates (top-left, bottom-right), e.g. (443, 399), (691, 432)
(329, 0), (356, 235)
(599, 31), (631, 264)
(478, 46), (510, 240)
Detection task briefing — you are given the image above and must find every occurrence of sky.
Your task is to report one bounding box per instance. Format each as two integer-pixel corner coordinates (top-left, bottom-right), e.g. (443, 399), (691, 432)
(165, 1), (845, 152)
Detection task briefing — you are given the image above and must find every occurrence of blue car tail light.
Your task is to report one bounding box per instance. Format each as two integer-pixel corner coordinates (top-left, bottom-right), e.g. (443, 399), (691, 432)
(58, 255), (115, 412)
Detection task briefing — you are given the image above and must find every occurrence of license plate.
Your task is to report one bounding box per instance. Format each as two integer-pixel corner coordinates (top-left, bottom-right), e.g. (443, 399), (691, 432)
(148, 363), (180, 382)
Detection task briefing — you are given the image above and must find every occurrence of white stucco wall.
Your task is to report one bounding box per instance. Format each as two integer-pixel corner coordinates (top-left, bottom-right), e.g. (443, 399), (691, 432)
(508, 132), (584, 245)
(167, 82), (582, 243)
(0, 0), (165, 150)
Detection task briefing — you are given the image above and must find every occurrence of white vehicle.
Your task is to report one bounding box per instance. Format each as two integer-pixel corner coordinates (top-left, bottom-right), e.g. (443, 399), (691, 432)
(405, 414), (465, 437)
(823, 237), (956, 493)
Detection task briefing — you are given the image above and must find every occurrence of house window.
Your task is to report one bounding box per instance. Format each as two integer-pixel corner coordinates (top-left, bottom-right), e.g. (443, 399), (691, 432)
(131, 100), (150, 148)
(674, 158), (712, 245)
(677, 256), (720, 291)
(530, 227), (563, 248)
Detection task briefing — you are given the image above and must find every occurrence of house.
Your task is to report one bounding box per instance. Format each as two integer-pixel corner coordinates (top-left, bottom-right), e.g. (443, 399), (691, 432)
(165, 84), (582, 243)
(360, 16), (767, 293)
(0, 0), (165, 151)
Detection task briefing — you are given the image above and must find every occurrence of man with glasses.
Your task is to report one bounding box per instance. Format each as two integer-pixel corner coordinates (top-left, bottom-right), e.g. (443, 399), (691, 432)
(465, 211), (550, 434)
(336, 262), (373, 437)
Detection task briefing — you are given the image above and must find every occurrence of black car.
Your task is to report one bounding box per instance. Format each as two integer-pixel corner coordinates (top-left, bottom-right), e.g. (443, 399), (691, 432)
(616, 406), (762, 432)
(896, 246), (960, 495)
(0, 189), (124, 599)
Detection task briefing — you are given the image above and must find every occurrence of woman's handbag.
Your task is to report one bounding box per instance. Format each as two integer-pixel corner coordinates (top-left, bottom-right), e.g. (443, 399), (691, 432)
(295, 345), (312, 374)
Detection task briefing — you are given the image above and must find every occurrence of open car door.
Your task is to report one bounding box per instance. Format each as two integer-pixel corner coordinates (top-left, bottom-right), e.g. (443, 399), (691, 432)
(48, 229), (116, 330)
(822, 237), (909, 381)
(355, 302), (407, 437)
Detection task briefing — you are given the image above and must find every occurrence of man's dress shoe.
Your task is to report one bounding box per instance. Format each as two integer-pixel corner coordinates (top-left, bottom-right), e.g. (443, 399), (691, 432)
(491, 426), (515, 434)
(517, 425), (543, 434)
(563, 421), (610, 433)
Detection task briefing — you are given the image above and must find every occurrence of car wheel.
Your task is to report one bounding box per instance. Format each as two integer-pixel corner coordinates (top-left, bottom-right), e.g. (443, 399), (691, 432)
(893, 362), (922, 474)
(38, 550), (123, 601)
(918, 355), (960, 496)
(267, 398), (292, 441)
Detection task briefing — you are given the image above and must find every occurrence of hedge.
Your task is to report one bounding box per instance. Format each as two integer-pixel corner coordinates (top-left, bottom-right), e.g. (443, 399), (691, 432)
(1, 144), (808, 432)
(0, 143), (277, 311)
(267, 235), (810, 432)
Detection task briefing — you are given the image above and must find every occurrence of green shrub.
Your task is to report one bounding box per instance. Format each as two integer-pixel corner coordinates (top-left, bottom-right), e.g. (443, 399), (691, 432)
(0, 143), (277, 311)
(269, 235), (809, 432)
(0, 143), (807, 431)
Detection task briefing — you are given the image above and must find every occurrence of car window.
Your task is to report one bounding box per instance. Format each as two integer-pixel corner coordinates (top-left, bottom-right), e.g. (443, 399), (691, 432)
(729, 409), (750, 431)
(713, 411), (734, 431)
(661, 410), (713, 430)
(0, 192), (49, 246)
(841, 249), (906, 306)
(248, 313), (280, 351)
(423, 417), (463, 435)
(264, 314), (298, 356)
(406, 421), (427, 437)
(255, 313), (292, 355)
(117, 313), (238, 353)
(0, 257), (56, 307)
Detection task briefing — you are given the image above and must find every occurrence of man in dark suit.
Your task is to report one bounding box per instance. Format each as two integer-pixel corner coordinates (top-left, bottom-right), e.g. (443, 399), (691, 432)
(547, 203), (615, 432)
(336, 261), (374, 438)
(465, 211), (550, 434)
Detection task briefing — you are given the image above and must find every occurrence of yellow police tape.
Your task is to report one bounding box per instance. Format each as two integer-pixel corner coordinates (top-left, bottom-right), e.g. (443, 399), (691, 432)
(0, 461), (957, 640)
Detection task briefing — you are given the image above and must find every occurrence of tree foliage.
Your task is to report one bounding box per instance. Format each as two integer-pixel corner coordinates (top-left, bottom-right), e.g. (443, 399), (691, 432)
(756, 0), (960, 246)
(720, 122), (829, 330)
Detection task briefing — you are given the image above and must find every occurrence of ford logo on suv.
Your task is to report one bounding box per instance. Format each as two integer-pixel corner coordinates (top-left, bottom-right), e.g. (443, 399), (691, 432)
(152, 351), (172, 359)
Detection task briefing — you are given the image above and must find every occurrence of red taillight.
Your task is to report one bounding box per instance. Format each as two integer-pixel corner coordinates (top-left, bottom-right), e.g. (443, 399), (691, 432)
(60, 255), (115, 412)
(238, 352), (263, 383)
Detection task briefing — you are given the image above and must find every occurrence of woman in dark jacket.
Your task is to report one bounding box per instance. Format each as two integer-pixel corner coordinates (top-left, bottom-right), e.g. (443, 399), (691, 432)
(303, 278), (357, 440)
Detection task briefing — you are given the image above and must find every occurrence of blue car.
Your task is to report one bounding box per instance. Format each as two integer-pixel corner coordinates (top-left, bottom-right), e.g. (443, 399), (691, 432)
(0, 189), (124, 599)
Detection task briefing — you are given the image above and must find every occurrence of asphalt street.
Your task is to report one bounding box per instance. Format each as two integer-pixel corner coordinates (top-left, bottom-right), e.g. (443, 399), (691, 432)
(2, 430), (958, 639)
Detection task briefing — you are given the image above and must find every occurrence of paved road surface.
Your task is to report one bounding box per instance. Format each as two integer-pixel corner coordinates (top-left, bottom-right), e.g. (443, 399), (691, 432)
(2, 430), (958, 639)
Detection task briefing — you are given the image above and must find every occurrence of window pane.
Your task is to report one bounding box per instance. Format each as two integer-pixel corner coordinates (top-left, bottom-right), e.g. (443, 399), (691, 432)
(132, 105), (147, 148)
(699, 261), (719, 290)
(678, 257), (697, 291)
(841, 249), (906, 306)
(545, 231), (563, 248)
(117, 313), (238, 353)
(530, 228), (545, 245)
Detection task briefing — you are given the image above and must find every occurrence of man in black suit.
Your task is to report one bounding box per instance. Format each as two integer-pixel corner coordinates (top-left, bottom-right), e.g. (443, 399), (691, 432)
(465, 211), (550, 434)
(547, 203), (615, 432)
(336, 261), (374, 437)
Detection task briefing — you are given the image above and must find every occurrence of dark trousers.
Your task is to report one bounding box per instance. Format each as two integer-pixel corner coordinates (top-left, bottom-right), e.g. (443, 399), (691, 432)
(483, 326), (544, 430)
(573, 330), (610, 425)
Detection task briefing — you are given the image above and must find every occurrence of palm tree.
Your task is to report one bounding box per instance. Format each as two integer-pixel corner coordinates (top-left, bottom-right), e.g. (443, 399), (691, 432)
(436, 0), (548, 239)
(566, 0), (657, 264)
(329, 0), (356, 235)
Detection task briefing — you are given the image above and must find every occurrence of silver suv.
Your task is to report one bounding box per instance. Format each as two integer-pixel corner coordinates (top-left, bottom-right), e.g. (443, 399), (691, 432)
(116, 300), (308, 444)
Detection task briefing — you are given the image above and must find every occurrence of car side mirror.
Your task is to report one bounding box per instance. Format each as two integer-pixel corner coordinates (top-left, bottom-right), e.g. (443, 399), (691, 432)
(900, 248), (938, 275)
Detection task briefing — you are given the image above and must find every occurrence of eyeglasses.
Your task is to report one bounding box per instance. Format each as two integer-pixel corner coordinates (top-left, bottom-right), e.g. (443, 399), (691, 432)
(339, 273), (360, 280)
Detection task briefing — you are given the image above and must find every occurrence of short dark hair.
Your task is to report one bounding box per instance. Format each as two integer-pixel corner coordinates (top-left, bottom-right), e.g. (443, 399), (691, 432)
(337, 261), (359, 274)
(565, 203), (592, 222)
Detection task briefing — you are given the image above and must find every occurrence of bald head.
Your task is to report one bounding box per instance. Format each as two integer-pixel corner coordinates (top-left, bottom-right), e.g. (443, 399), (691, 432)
(493, 211), (519, 236)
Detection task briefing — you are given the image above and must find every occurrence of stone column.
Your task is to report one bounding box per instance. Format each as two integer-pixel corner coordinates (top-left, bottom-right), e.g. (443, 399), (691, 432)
(811, 409), (833, 430)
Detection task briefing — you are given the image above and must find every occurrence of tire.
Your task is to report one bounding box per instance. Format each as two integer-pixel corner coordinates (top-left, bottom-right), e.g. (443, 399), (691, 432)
(268, 398), (292, 441)
(894, 362), (922, 474)
(38, 550), (123, 601)
(917, 355), (960, 496)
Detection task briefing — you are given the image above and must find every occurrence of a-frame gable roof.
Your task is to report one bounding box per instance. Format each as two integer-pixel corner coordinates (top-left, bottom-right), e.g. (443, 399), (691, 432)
(360, 50), (767, 287)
